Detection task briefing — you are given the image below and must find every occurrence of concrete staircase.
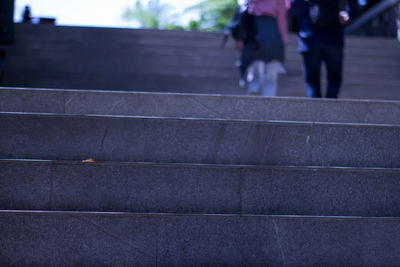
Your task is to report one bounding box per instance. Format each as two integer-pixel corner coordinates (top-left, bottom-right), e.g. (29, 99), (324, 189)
(1, 24), (399, 100)
(1, 87), (400, 265)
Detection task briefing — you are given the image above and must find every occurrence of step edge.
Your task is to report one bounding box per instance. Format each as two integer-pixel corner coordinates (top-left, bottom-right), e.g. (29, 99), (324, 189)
(2, 158), (400, 173)
(2, 111), (400, 128)
(1, 209), (400, 221)
(3, 86), (400, 105)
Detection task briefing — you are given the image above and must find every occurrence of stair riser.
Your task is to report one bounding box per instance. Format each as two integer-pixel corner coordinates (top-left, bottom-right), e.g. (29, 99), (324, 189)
(2, 161), (400, 216)
(5, 60), (400, 83)
(1, 212), (400, 266)
(1, 113), (400, 168)
(2, 88), (400, 124)
(3, 83), (400, 102)
(12, 24), (400, 51)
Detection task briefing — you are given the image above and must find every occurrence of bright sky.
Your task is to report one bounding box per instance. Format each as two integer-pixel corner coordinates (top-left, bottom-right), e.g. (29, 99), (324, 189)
(14, 0), (202, 28)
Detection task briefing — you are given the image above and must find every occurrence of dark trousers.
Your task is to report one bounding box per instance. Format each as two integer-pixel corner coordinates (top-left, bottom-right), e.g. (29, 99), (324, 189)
(301, 46), (343, 98)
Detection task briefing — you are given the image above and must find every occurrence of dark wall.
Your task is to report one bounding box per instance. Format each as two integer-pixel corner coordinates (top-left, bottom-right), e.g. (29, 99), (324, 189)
(0, 0), (15, 44)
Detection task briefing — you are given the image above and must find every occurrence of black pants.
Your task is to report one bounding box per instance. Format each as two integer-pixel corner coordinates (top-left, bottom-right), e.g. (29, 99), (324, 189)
(302, 45), (343, 98)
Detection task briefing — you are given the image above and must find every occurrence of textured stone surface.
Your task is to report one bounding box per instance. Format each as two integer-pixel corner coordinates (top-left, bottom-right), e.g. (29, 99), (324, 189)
(1, 112), (400, 167)
(53, 163), (241, 214)
(1, 211), (400, 266)
(1, 24), (399, 267)
(0, 162), (52, 210)
(0, 212), (158, 266)
(2, 87), (400, 124)
(2, 160), (400, 217)
(241, 167), (400, 216)
(1, 24), (399, 100)
(366, 101), (400, 124)
(311, 123), (400, 168)
(0, 88), (65, 114)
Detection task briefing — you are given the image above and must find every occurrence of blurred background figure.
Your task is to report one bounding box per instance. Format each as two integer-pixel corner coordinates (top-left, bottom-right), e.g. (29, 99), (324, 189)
(234, 0), (290, 97)
(22, 5), (32, 23)
(290, 0), (357, 98)
(397, 3), (400, 40)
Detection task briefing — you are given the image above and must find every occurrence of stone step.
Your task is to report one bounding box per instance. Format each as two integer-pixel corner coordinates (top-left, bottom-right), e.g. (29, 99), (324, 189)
(2, 72), (245, 95)
(3, 25), (399, 100)
(5, 53), (399, 79)
(1, 210), (399, 266)
(3, 73), (399, 100)
(1, 112), (400, 168)
(9, 34), (400, 60)
(3, 71), (398, 100)
(8, 35), (400, 68)
(281, 74), (400, 87)
(5, 62), (398, 91)
(2, 159), (400, 217)
(9, 27), (400, 72)
(2, 88), (400, 125)
(8, 25), (400, 66)
(279, 83), (400, 100)
(13, 24), (400, 51)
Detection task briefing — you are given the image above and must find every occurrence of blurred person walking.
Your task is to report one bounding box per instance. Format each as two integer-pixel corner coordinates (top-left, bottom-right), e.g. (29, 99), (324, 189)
(290, 0), (356, 98)
(22, 6), (32, 23)
(234, 0), (291, 96)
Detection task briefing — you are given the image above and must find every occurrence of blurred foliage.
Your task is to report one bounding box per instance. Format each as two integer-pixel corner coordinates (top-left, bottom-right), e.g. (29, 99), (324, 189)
(122, 0), (179, 29)
(122, 0), (238, 31)
(187, 20), (201, 31)
(165, 24), (185, 30)
(185, 0), (238, 31)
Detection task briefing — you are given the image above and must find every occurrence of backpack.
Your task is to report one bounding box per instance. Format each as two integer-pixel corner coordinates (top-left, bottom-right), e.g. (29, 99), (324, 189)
(308, 0), (345, 28)
(229, 7), (254, 41)
(221, 6), (255, 48)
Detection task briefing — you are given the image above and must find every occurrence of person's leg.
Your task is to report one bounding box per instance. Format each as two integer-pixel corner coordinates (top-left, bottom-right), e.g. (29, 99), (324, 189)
(302, 48), (322, 98)
(396, 3), (400, 41)
(323, 46), (343, 98)
(261, 61), (284, 97)
(246, 60), (264, 95)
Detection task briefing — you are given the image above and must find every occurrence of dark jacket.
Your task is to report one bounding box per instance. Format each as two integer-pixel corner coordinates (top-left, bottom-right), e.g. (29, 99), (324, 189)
(290, 0), (346, 52)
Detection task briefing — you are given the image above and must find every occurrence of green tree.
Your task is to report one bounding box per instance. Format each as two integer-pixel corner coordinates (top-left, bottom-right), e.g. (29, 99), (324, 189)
(122, 0), (179, 29)
(185, 0), (238, 31)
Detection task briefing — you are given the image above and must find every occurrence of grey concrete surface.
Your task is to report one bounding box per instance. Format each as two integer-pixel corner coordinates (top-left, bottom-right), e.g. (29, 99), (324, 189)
(2, 87), (400, 125)
(1, 24), (399, 266)
(11, 24), (400, 51)
(0, 160), (241, 214)
(2, 160), (400, 217)
(6, 45), (399, 73)
(1, 211), (400, 266)
(1, 24), (399, 100)
(1, 112), (400, 168)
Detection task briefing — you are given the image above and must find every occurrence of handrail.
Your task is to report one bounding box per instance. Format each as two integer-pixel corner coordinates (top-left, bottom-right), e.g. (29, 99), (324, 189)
(345, 0), (400, 34)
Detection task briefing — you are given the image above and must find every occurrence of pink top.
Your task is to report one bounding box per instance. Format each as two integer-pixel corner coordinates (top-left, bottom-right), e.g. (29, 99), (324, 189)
(248, 0), (291, 43)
